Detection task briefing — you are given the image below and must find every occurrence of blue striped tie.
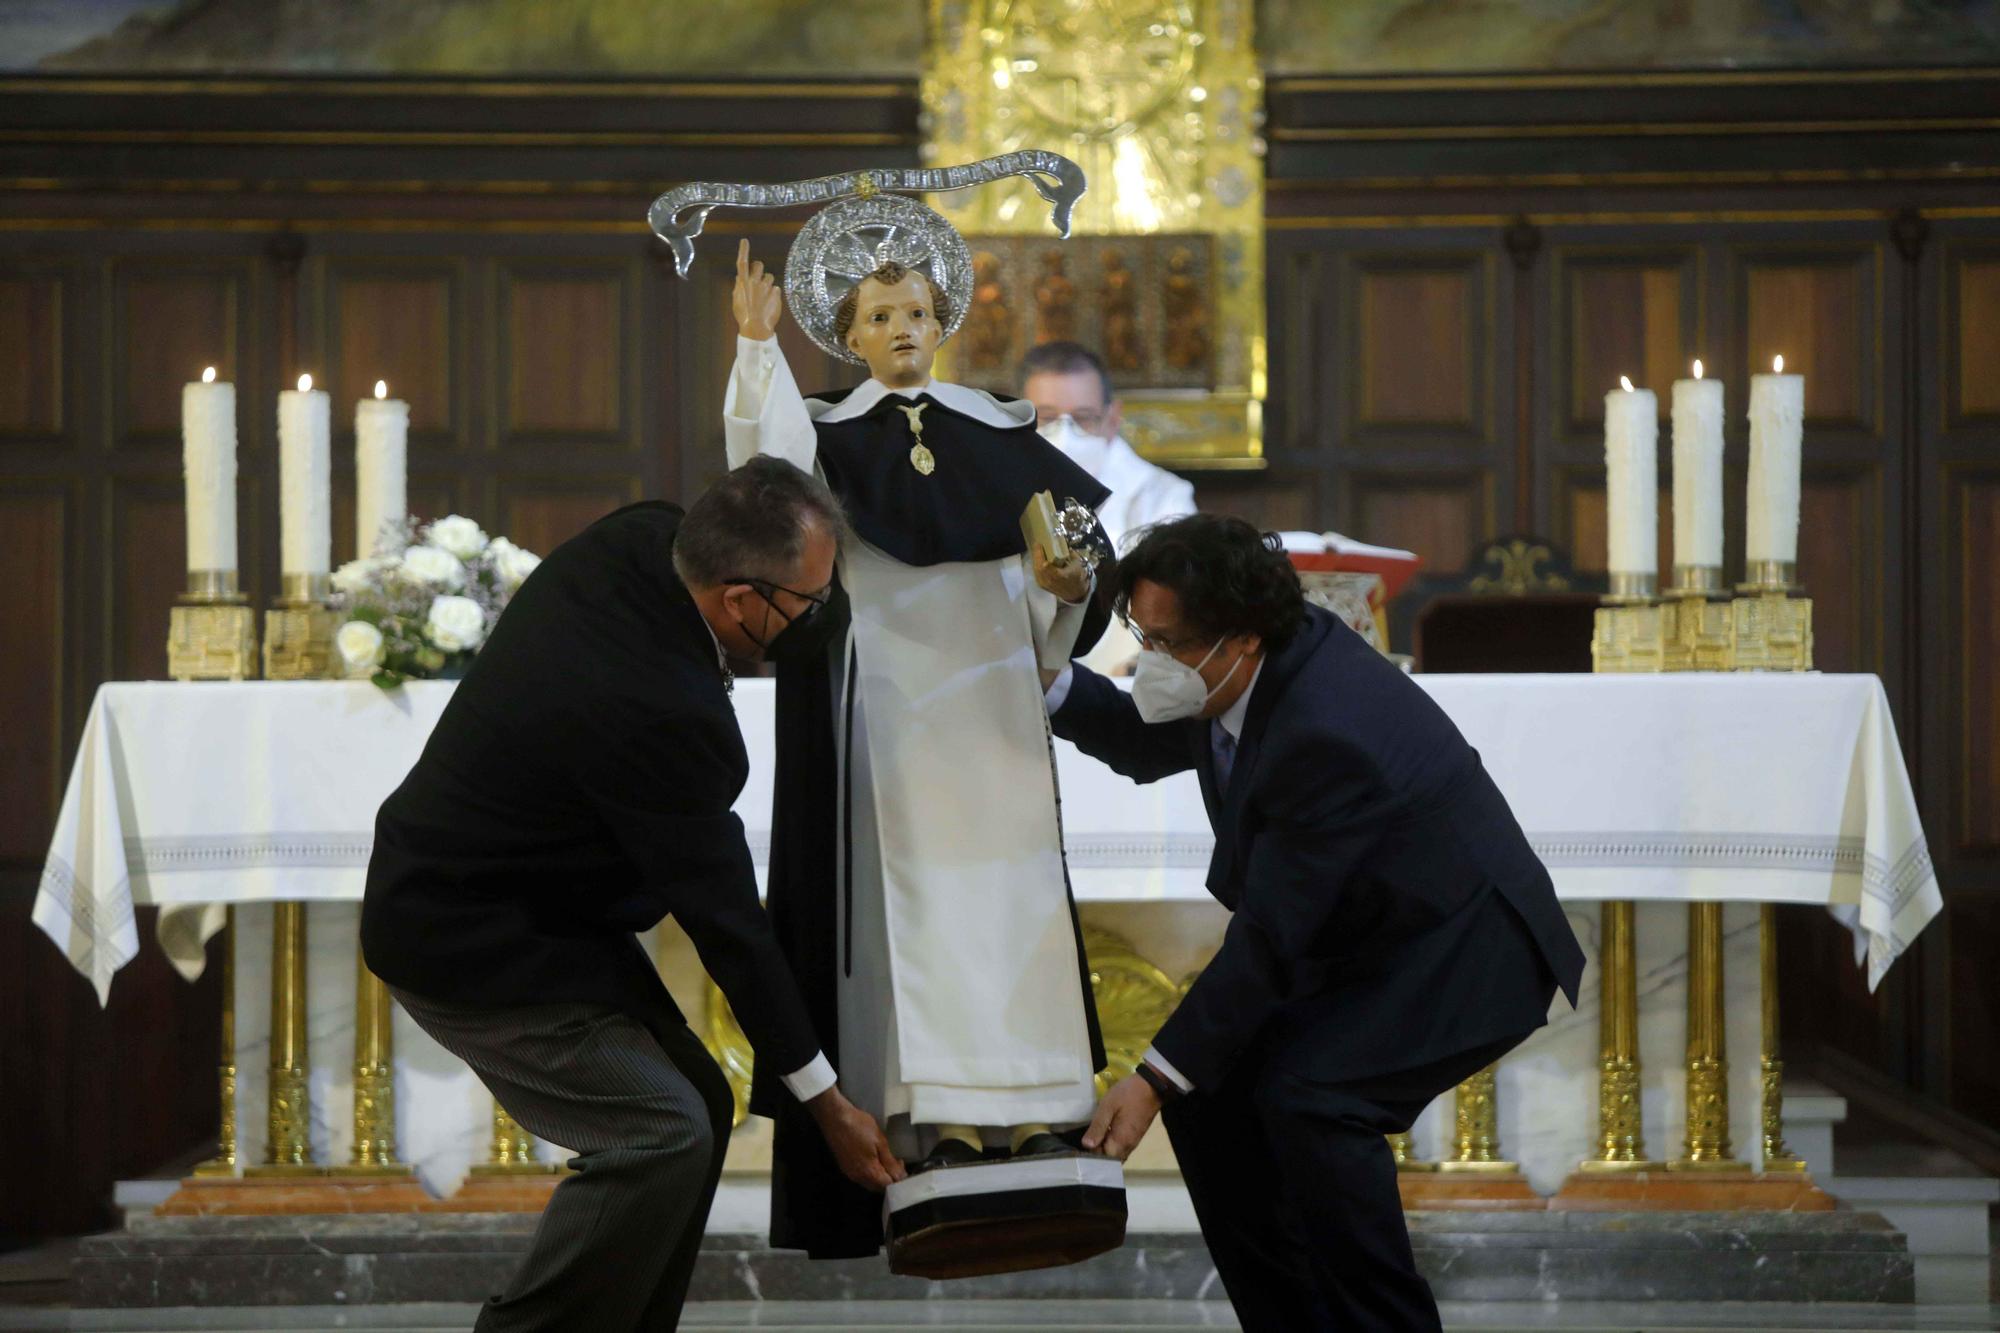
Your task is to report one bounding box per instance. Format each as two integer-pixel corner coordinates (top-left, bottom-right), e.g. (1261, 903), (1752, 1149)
(1211, 723), (1237, 792)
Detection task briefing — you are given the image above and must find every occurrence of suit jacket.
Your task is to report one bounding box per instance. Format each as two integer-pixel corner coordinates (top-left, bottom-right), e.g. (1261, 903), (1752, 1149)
(1052, 605), (1585, 1090)
(361, 502), (820, 1078)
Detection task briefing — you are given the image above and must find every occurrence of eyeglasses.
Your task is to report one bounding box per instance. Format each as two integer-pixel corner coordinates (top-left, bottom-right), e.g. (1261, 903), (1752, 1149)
(730, 576), (831, 628)
(1117, 610), (1206, 657)
(1034, 408), (1109, 433)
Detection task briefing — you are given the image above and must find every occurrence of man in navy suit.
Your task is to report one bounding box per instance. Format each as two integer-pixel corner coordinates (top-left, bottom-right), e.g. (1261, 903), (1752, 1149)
(1045, 514), (1585, 1331)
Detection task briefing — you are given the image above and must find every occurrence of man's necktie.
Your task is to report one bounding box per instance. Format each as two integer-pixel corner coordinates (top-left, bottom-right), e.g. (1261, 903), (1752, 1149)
(1211, 723), (1237, 793)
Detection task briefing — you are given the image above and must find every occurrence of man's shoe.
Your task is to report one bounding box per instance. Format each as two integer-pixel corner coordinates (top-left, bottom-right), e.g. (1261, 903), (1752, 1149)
(913, 1137), (984, 1174)
(1010, 1130), (1073, 1159)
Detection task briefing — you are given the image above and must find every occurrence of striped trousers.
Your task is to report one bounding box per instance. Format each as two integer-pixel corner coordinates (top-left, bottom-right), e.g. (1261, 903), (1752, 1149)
(393, 987), (735, 1332)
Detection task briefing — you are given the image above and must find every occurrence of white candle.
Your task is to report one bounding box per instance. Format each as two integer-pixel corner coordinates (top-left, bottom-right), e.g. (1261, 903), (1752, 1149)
(1746, 355), (1805, 565)
(1603, 376), (1659, 577)
(278, 374), (332, 576)
(181, 367), (237, 574)
(1670, 360), (1725, 571)
(355, 380), (408, 558)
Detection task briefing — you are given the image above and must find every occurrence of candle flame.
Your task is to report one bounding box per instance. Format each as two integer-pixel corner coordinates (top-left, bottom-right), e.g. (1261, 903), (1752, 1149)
(1619, 375), (1635, 393)
(297, 373), (313, 392)
(1692, 359), (1704, 379)
(1772, 355), (1784, 373)
(374, 379), (388, 400)
(201, 366), (216, 383)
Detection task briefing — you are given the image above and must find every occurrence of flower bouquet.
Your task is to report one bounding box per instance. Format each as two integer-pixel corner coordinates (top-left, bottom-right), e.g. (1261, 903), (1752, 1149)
(331, 515), (541, 688)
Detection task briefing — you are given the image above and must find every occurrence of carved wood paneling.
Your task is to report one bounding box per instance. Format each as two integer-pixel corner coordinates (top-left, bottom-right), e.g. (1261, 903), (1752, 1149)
(1952, 471), (2000, 855)
(1739, 248), (1880, 432)
(0, 487), (67, 863)
(0, 271), (64, 440)
(1354, 259), (1481, 433)
(499, 265), (629, 443)
(110, 481), (189, 684)
(1946, 895), (2000, 1125)
(114, 264), (245, 447)
(1796, 470), (1879, 675)
(1194, 472), (1322, 534)
(326, 266), (458, 437)
(1559, 251), (1697, 437)
(499, 479), (642, 561)
(1948, 251), (2000, 426)
(1349, 474), (1490, 574)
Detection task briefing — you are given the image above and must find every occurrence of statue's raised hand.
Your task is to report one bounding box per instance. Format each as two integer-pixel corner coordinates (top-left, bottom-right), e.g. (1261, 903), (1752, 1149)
(733, 239), (784, 341)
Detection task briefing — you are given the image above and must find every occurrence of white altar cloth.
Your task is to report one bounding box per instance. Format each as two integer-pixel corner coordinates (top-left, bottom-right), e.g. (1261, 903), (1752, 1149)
(36, 673), (1940, 1005)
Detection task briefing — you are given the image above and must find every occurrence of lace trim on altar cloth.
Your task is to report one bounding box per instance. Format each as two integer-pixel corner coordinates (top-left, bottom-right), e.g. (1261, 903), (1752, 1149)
(34, 852), (134, 995)
(123, 833), (377, 877)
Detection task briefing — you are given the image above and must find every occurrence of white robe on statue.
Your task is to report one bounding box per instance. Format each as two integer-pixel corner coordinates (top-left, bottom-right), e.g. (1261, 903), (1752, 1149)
(725, 336), (1098, 1153)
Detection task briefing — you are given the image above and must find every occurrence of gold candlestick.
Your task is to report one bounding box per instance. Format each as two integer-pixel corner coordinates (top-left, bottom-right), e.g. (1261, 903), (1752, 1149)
(1759, 903), (1807, 1172)
(246, 902), (323, 1176)
(191, 906), (239, 1177)
(334, 957), (413, 1176)
(1670, 902), (1745, 1171)
(1662, 566), (1733, 673)
(1730, 561), (1814, 672)
(169, 570), (258, 681)
(1580, 901), (1657, 1170)
(1439, 1065), (1519, 1173)
(1591, 574), (1665, 673)
(264, 573), (338, 681)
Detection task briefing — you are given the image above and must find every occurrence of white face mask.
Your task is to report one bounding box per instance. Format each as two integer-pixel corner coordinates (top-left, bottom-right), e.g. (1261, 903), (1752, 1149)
(1130, 635), (1244, 724)
(1036, 413), (1111, 474)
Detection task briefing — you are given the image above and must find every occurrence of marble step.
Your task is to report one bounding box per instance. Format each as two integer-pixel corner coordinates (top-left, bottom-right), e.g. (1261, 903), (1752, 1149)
(73, 1212), (1913, 1309)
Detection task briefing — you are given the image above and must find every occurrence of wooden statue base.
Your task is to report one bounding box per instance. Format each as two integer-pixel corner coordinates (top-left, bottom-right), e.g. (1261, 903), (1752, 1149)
(1400, 1168), (1546, 1211)
(1550, 1169), (1835, 1212)
(427, 1167), (568, 1213)
(155, 1172), (434, 1216)
(885, 1153), (1126, 1280)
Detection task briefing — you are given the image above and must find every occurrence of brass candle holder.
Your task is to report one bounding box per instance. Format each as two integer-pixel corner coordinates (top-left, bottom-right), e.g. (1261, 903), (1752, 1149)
(1662, 566), (1733, 674)
(1590, 573), (1665, 673)
(264, 573), (339, 681)
(1730, 561), (1814, 673)
(168, 571), (258, 681)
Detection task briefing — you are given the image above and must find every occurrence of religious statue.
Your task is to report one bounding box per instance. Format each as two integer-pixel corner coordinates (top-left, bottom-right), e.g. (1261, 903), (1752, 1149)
(647, 155), (1120, 1269)
(1098, 247), (1141, 373)
(1034, 246), (1077, 344)
(1163, 244), (1210, 373)
(964, 249), (1013, 371)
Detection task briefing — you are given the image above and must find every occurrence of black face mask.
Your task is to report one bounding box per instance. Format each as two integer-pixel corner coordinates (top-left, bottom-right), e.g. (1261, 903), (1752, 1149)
(738, 579), (847, 665)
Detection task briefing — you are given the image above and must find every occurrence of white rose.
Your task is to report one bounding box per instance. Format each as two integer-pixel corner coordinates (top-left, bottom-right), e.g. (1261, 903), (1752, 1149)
(488, 536), (542, 590)
(425, 595), (487, 653)
(399, 544), (466, 590)
(427, 515), (489, 561)
(332, 556), (388, 597)
(335, 620), (385, 675)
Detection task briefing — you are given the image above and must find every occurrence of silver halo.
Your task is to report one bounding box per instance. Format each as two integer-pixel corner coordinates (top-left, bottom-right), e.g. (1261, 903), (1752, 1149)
(783, 194), (974, 367)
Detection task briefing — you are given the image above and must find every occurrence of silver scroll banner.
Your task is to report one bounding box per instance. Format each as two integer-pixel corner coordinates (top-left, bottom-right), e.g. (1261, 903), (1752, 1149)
(646, 150), (1086, 278)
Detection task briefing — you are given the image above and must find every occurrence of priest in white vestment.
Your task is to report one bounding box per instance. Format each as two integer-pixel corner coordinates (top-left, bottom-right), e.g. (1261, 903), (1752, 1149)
(723, 242), (1114, 1254)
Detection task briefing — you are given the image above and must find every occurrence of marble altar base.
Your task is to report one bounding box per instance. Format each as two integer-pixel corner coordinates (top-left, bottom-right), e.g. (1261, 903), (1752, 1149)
(1549, 1171), (1836, 1212)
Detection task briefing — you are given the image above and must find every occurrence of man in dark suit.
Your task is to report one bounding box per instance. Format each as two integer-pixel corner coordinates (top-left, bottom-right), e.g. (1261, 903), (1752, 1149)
(1047, 514), (1585, 1332)
(361, 457), (902, 1332)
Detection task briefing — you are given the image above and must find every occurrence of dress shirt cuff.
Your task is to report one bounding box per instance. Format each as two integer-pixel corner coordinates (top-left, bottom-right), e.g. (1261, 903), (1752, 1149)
(1142, 1045), (1195, 1094)
(782, 1052), (837, 1102)
(1044, 664), (1076, 714)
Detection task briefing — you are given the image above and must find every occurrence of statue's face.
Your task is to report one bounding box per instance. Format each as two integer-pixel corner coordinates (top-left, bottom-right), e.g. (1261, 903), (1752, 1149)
(845, 271), (942, 385)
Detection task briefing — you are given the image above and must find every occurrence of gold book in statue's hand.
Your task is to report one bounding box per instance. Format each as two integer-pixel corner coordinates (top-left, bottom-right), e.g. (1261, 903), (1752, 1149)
(1021, 490), (1070, 565)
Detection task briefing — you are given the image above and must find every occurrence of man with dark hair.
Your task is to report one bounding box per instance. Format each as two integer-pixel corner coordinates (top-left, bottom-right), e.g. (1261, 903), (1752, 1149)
(361, 457), (902, 1331)
(1045, 513), (1585, 1332)
(1020, 340), (1195, 671)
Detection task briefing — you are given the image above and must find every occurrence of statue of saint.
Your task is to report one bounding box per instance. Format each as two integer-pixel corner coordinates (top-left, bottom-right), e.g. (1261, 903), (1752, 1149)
(964, 250), (1013, 371)
(1033, 247), (1077, 345)
(1098, 247), (1141, 373)
(1163, 244), (1210, 373)
(723, 228), (1112, 1259)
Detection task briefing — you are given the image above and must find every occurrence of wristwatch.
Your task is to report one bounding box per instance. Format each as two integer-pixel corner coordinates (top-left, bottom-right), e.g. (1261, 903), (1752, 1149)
(1134, 1060), (1182, 1104)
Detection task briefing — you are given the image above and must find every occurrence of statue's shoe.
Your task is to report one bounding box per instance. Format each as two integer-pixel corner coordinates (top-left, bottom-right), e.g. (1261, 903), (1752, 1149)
(1010, 1131), (1074, 1159)
(912, 1137), (985, 1174)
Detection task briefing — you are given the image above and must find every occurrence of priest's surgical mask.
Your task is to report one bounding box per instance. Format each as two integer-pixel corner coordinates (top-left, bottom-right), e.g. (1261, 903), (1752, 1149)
(1037, 414), (1112, 473)
(731, 576), (838, 665)
(1129, 634), (1247, 724)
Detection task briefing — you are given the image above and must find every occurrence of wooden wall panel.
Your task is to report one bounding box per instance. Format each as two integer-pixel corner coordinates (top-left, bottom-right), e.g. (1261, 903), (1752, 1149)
(0, 488), (67, 863)
(1350, 475), (1489, 574)
(1796, 472), (1878, 674)
(110, 483), (189, 683)
(500, 480), (641, 560)
(327, 267), (457, 436)
(500, 267), (628, 441)
(1740, 251), (1879, 430)
(1561, 253), (1696, 434)
(114, 265), (243, 446)
(1946, 895), (2000, 1125)
(1952, 472), (2000, 855)
(1949, 253), (2000, 425)
(1355, 260), (1478, 431)
(0, 272), (64, 439)
(1195, 472), (1322, 534)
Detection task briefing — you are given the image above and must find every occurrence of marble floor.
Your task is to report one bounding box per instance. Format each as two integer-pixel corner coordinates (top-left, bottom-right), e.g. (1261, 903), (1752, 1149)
(1, 1304), (1999, 1332)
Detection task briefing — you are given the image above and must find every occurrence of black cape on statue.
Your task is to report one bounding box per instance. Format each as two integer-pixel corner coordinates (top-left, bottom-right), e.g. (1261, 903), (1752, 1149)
(745, 388), (1115, 1259)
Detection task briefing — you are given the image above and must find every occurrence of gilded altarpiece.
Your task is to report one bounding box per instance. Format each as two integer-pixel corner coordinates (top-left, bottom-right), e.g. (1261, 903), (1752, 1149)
(922, 0), (1265, 468)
